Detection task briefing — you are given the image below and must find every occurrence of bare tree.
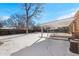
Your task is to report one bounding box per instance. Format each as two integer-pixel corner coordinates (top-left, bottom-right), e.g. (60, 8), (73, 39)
(6, 14), (25, 29)
(0, 17), (4, 28)
(6, 14), (35, 30)
(24, 3), (43, 34)
(0, 22), (3, 28)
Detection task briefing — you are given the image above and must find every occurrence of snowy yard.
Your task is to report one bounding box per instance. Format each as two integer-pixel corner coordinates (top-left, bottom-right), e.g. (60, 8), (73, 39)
(0, 33), (79, 56)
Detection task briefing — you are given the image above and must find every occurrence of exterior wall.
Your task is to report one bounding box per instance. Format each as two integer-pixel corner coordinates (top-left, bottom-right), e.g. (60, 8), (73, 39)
(69, 11), (79, 33)
(69, 11), (79, 39)
(74, 11), (79, 32)
(69, 21), (75, 34)
(69, 11), (79, 54)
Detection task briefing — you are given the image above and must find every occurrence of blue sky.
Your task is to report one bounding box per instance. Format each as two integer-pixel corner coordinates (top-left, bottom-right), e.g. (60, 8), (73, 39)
(0, 3), (24, 16)
(40, 3), (79, 24)
(0, 3), (79, 24)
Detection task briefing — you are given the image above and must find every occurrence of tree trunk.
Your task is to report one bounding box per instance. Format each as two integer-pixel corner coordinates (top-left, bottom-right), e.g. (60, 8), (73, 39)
(26, 28), (29, 34)
(26, 23), (29, 34)
(25, 3), (29, 34)
(24, 20), (28, 34)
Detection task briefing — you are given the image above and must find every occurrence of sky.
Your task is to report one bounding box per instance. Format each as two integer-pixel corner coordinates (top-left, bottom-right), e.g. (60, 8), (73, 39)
(0, 3), (24, 22)
(0, 3), (79, 24)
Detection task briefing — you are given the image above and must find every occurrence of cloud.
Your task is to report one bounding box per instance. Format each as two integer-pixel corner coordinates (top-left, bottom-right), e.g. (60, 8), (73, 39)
(0, 16), (9, 21)
(2, 16), (9, 20)
(56, 7), (79, 20)
(57, 12), (75, 20)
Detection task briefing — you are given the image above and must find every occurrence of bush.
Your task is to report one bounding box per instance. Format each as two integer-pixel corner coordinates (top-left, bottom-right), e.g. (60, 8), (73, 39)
(0, 29), (26, 35)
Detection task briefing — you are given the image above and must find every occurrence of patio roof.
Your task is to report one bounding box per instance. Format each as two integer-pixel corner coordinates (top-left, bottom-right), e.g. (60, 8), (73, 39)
(41, 17), (74, 29)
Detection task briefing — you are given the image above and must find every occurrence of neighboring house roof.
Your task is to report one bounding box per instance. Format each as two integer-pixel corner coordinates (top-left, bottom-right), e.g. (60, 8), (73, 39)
(0, 26), (16, 29)
(41, 17), (74, 29)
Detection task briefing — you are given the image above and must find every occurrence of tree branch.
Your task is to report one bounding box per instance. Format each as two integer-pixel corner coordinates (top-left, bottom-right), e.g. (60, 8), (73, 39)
(27, 3), (32, 11)
(28, 5), (39, 19)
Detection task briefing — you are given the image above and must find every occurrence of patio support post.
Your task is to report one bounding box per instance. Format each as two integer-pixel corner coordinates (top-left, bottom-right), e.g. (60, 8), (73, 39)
(41, 26), (43, 38)
(53, 27), (55, 36)
(47, 29), (49, 38)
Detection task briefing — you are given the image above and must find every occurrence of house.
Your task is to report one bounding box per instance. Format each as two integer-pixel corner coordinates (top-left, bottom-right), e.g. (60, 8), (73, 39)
(41, 17), (74, 32)
(69, 10), (79, 33)
(69, 10), (79, 39)
(40, 10), (79, 34)
(40, 10), (79, 54)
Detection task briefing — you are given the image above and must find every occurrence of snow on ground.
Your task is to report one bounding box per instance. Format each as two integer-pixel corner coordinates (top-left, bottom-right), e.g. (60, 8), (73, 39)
(0, 33), (43, 56)
(0, 33), (79, 56)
